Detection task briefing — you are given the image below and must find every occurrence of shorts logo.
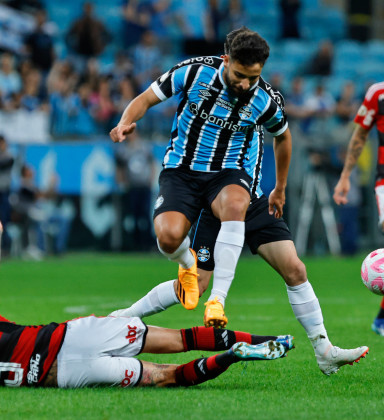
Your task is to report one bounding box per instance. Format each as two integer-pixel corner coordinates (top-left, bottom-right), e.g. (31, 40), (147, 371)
(154, 195), (164, 210)
(126, 325), (137, 344)
(121, 370), (134, 387)
(240, 179), (250, 189)
(197, 247), (210, 262)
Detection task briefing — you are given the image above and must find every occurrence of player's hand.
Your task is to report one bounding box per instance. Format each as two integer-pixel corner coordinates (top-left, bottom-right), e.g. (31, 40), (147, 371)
(268, 188), (285, 218)
(333, 177), (350, 205)
(109, 123), (137, 143)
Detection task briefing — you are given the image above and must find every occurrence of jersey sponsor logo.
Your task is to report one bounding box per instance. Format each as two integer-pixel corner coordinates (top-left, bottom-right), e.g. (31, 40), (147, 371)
(188, 102), (249, 132)
(239, 105), (252, 119)
(154, 195), (164, 210)
(189, 102), (199, 115)
(240, 178), (250, 189)
(216, 97), (235, 112)
(198, 89), (212, 101)
(180, 56), (215, 68)
(198, 81), (220, 92)
(121, 369), (134, 387)
(126, 325), (137, 344)
(197, 247), (210, 262)
(27, 354), (41, 385)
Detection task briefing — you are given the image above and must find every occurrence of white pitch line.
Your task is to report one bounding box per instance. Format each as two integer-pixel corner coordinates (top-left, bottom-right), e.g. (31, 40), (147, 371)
(64, 301), (132, 314)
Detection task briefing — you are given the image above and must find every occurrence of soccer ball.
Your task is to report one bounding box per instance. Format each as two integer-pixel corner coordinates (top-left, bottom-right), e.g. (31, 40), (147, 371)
(361, 249), (384, 295)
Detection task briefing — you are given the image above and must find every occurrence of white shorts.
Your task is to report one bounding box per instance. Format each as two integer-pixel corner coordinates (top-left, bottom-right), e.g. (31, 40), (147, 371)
(375, 185), (384, 227)
(57, 316), (147, 388)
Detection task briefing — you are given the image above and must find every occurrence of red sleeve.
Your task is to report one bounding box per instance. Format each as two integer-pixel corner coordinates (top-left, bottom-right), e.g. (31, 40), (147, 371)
(354, 88), (378, 130)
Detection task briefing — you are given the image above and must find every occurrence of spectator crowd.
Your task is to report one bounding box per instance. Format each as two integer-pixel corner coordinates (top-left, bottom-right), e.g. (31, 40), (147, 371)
(0, 0), (383, 257)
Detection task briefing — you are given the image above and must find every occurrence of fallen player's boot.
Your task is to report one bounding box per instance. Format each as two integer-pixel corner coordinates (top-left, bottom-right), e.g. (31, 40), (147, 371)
(204, 297), (228, 328)
(371, 317), (384, 336)
(316, 345), (369, 375)
(230, 340), (287, 361)
(177, 249), (199, 310)
(276, 335), (295, 352)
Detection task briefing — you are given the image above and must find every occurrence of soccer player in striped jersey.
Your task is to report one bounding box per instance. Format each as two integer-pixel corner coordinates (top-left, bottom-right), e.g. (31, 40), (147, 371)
(334, 81), (384, 336)
(110, 27), (291, 320)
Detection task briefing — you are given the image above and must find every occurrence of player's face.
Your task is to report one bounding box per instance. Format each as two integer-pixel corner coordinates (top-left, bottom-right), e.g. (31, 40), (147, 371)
(223, 55), (263, 97)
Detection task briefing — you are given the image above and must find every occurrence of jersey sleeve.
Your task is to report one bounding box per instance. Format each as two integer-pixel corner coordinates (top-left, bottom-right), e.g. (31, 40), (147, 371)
(150, 61), (190, 102)
(257, 88), (288, 136)
(354, 87), (378, 130)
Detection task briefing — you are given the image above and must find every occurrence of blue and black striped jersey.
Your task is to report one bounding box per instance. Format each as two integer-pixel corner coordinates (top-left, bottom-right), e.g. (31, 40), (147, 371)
(151, 56), (288, 197)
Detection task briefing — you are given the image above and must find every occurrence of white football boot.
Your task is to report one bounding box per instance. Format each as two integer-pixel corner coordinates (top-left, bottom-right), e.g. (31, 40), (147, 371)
(314, 337), (369, 375)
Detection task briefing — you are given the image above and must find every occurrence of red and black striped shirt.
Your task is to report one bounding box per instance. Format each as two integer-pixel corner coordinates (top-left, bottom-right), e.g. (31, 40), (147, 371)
(0, 316), (66, 387)
(354, 82), (384, 185)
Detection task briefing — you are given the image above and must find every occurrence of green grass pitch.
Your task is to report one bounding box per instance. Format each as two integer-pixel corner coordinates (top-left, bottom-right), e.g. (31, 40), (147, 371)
(1, 253), (383, 420)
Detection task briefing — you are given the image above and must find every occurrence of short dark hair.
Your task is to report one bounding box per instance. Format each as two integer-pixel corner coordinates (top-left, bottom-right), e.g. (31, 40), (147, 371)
(224, 26), (270, 66)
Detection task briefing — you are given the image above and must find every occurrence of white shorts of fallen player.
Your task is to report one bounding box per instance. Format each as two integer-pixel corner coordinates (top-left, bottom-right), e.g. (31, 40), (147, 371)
(57, 316), (147, 388)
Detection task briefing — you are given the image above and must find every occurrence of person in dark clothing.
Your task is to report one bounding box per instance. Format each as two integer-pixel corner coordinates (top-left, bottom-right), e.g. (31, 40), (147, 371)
(24, 9), (55, 74)
(66, 2), (111, 59)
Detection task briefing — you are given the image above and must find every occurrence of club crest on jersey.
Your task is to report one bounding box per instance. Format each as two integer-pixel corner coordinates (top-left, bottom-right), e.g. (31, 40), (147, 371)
(238, 106), (252, 119)
(154, 195), (164, 210)
(197, 247), (210, 262)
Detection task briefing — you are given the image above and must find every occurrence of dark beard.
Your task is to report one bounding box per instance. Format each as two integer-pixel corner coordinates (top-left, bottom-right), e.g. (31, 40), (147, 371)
(224, 72), (250, 100)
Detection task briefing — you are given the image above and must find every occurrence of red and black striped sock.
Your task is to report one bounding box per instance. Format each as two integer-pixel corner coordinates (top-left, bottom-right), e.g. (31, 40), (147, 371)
(175, 351), (238, 387)
(181, 326), (276, 351)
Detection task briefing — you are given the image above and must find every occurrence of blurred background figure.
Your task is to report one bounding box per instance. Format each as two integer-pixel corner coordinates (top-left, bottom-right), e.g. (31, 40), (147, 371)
(10, 164), (45, 260)
(0, 53), (22, 104)
(131, 30), (162, 93)
(280, 0), (301, 39)
(305, 40), (334, 76)
(10, 165), (72, 259)
(0, 135), (15, 255)
(65, 2), (111, 71)
(115, 131), (155, 251)
(24, 9), (55, 78)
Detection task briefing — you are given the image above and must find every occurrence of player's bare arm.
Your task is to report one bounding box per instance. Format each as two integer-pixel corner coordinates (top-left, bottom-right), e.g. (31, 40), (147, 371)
(269, 128), (292, 218)
(333, 124), (370, 205)
(110, 87), (161, 143)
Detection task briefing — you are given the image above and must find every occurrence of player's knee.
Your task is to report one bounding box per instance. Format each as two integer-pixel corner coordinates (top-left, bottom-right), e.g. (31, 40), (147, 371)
(283, 259), (307, 286)
(156, 228), (185, 253)
(218, 198), (248, 220)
